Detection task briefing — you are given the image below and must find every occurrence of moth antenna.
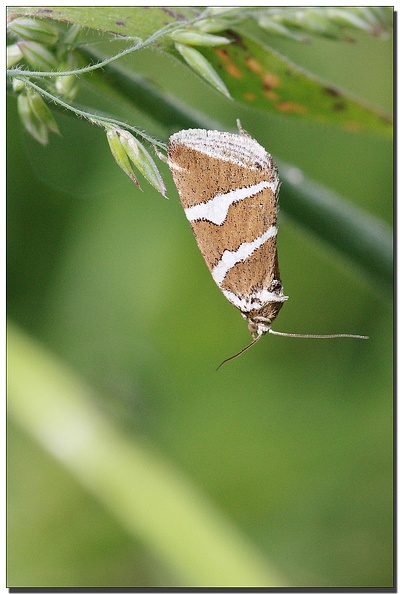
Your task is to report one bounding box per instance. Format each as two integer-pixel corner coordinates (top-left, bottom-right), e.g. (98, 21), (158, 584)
(216, 333), (262, 371)
(269, 330), (369, 339)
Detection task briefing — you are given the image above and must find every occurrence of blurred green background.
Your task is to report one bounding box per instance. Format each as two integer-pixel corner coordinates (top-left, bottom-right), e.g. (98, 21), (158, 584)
(7, 20), (393, 588)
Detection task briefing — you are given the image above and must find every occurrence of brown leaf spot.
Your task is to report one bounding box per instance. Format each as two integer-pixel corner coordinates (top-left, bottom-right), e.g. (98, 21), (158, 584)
(226, 63), (242, 79)
(262, 72), (280, 89)
(245, 57), (263, 74)
(263, 89), (278, 100)
(215, 48), (230, 62)
(277, 102), (307, 114)
(214, 47), (242, 78)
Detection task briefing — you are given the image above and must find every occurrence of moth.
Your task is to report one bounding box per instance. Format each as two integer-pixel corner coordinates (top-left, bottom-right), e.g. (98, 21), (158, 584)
(167, 123), (368, 367)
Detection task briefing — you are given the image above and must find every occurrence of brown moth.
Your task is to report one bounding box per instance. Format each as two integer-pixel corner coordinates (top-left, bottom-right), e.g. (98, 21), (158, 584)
(167, 124), (368, 367)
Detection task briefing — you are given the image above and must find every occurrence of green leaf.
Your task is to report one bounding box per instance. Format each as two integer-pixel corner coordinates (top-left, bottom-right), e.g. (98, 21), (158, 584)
(199, 32), (392, 139)
(7, 6), (197, 40)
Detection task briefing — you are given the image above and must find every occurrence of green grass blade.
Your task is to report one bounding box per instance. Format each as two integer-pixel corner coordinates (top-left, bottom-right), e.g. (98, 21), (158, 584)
(8, 322), (285, 587)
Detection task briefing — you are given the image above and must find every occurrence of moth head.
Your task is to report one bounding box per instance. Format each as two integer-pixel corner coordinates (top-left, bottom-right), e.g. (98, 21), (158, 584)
(247, 316), (272, 338)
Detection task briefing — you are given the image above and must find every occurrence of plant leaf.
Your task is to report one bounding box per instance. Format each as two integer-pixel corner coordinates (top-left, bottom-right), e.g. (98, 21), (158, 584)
(7, 6), (196, 39)
(199, 32), (392, 139)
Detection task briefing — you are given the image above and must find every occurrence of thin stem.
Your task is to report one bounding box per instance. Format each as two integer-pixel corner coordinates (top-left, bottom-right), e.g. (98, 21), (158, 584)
(6, 9), (226, 80)
(79, 46), (222, 134)
(7, 19), (189, 79)
(14, 76), (166, 150)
